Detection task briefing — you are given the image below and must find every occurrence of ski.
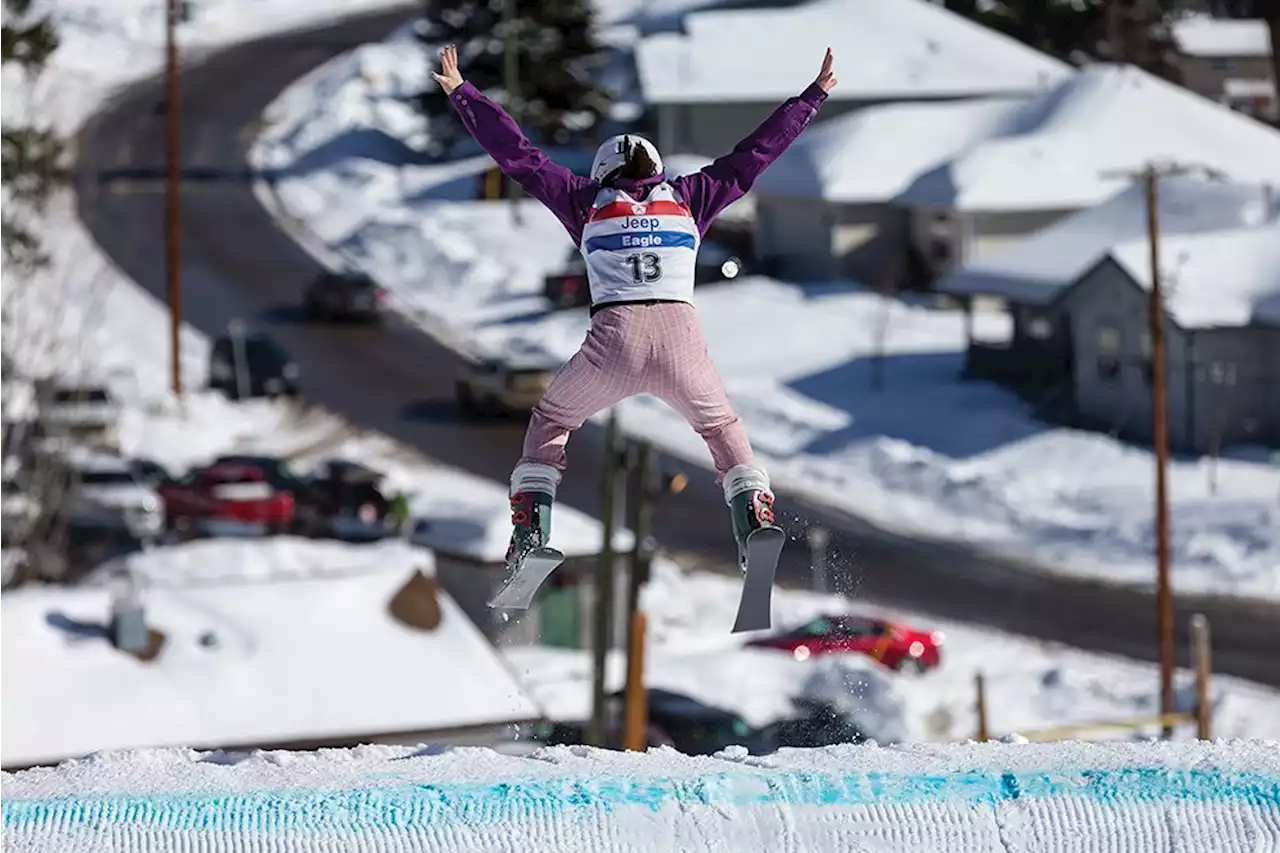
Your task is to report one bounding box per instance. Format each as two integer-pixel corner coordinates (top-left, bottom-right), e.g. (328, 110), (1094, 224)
(487, 546), (566, 610)
(730, 526), (786, 634)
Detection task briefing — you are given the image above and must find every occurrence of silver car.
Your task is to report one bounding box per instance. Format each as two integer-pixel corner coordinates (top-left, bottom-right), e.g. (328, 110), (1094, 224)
(67, 449), (165, 538)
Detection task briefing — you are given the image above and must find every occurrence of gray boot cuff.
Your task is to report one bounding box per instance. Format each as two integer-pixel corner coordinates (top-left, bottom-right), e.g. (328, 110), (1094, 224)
(722, 464), (770, 504)
(510, 461), (560, 499)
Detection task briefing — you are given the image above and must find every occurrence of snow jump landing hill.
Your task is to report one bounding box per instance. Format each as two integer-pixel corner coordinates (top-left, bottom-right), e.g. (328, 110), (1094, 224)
(3, 741), (1279, 852)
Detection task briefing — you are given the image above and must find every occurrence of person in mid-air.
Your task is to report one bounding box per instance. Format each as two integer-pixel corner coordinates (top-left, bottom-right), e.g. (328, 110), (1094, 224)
(432, 43), (837, 573)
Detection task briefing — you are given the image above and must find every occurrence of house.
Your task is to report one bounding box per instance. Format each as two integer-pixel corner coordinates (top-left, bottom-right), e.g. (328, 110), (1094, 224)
(749, 96), (1023, 284)
(1172, 15), (1276, 121)
(936, 176), (1280, 451)
(634, 0), (1071, 157)
(897, 63), (1280, 282)
(0, 538), (543, 769)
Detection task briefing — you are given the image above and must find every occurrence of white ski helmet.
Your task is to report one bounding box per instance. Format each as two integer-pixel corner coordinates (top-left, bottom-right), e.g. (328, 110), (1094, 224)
(590, 134), (664, 182)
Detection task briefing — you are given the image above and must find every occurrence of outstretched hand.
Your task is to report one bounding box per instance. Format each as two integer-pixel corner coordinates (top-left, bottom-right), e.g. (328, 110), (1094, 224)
(432, 44), (464, 95)
(814, 47), (837, 93)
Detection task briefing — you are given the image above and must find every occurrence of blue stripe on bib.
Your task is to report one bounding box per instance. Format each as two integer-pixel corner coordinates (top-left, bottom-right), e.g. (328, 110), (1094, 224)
(584, 231), (697, 254)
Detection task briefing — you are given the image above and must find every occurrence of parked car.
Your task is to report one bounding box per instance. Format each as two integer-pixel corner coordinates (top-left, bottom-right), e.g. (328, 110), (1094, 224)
(208, 330), (300, 400)
(35, 381), (122, 446)
(302, 458), (393, 539)
(454, 355), (555, 418)
(542, 240), (750, 310)
(532, 688), (774, 756)
(303, 271), (386, 323)
(1, 470), (41, 546)
(64, 447), (165, 538)
(759, 697), (873, 749)
(744, 614), (944, 673)
(158, 462), (295, 535)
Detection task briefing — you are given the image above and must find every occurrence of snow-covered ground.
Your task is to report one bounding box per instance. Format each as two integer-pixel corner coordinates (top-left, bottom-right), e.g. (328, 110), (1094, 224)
(502, 558), (1280, 746)
(249, 30), (1280, 601)
(5, 741), (1279, 853)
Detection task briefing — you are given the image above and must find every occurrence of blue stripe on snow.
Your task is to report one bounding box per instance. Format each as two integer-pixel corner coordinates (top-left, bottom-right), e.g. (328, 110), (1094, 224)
(4, 768), (1278, 833)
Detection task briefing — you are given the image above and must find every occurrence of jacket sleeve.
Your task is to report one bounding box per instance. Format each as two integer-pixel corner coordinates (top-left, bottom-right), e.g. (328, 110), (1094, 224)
(448, 81), (594, 242)
(671, 82), (828, 234)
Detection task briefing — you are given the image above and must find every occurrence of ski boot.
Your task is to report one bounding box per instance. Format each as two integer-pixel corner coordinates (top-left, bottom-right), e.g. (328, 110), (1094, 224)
(506, 489), (553, 572)
(504, 461), (559, 574)
(723, 464), (779, 571)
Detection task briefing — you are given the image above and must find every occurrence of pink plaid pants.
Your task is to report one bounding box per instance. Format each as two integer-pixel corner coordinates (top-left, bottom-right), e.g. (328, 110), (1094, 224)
(520, 302), (754, 482)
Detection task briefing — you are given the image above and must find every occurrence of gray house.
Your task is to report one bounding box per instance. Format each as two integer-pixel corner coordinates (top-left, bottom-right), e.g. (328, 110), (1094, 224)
(897, 63), (1280, 284)
(750, 96), (1022, 284)
(634, 0), (1071, 157)
(938, 176), (1280, 452)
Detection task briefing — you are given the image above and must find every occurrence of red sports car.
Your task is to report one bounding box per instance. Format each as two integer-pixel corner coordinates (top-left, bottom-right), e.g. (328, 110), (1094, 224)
(744, 614), (944, 673)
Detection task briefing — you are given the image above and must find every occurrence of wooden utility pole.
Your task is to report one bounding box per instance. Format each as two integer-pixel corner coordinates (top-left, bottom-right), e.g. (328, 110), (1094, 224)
(501, 0), (523, 225)
(622, 441), (654, 752)
(1191, 614), (1212, 741)
(164, 0), (183, 399)
(1102, 160), (1224, 739)
(1142, 163), (1176, 739)
(588, 410), (621, 748)
(974, 672), (989, 743)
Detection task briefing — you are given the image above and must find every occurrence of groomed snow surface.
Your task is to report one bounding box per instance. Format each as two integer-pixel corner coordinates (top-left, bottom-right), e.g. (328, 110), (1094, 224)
(249, 29), (1280, 601)
(4, 741), (1280, 852)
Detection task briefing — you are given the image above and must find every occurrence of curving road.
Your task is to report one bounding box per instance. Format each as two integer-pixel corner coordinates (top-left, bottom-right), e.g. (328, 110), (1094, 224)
(74, 9), (1280, 686)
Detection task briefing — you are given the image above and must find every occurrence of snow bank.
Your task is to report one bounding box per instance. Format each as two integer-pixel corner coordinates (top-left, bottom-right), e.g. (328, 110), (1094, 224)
(4, 741), (1278, 852)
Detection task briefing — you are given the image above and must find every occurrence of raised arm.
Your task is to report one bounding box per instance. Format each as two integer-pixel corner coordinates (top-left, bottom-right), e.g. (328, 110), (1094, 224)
(434, 44), (594, 241)
(672, 48), (838, 234)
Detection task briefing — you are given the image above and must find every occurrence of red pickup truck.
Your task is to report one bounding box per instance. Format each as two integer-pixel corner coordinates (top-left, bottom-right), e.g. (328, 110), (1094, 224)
(158, 463), (295, 534)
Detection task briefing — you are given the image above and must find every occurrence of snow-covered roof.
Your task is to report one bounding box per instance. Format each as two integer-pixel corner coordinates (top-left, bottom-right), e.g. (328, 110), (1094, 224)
(635, 0), (1071, 104)
(899, 64), (1280, 212)
(936, 177), (1280, 329)
(1, 539), (542, 768)
(1173, 16), (1271, 58)
(753, 97), (1022, 203)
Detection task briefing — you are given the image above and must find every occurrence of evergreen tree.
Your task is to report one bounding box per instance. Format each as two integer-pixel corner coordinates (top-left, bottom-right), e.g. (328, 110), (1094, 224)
(414, 0), (610, 160)
(946, 0), (1187, 82)
(2, 0), (66, 271)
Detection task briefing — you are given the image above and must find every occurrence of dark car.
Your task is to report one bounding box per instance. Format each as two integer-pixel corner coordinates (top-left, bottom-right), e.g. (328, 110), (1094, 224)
(208, 331), (300, 401)
(301, 458), (393, 539)
(543, 240), (750, 310)
(759, 697), (872, 749)
(532, 688), (773, 756)
(303, 271), (385, 323)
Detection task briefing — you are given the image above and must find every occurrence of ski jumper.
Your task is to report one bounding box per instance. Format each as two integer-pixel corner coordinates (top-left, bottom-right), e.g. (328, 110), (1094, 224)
(447, 81), (827, 491)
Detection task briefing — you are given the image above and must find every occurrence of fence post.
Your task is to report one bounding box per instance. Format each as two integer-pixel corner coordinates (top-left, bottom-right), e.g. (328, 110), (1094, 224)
(807, 525), (829, 594)
(623, 611), (649, 752)
(975, 672), (989, 743)
(1192, 613), (1212, 741)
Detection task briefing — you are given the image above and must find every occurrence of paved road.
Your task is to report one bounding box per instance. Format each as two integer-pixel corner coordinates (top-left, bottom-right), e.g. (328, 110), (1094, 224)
(74, 9), (1280, 687)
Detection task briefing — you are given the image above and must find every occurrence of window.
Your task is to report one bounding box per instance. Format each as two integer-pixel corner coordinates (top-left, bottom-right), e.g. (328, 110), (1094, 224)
(1026, 317), (1052, 340)
(1096, 326), (1121, 380)
(1208, 57), (1235, 72)
(1208, 361), (1237, 386)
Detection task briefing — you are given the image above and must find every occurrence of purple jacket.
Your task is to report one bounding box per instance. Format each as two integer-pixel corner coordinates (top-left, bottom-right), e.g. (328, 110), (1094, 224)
(448, 81), (828, 245)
